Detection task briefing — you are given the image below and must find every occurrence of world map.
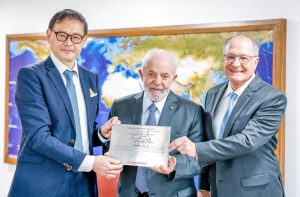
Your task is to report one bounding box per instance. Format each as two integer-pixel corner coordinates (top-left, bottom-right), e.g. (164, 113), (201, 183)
(7, 30), (273, 159)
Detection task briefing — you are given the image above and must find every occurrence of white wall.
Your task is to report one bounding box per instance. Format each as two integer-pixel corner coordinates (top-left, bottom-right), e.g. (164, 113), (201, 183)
(0, 0), (299, 196)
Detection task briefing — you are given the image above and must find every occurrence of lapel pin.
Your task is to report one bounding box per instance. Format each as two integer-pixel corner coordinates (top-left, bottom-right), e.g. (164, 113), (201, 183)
(169, 106), (173, 110)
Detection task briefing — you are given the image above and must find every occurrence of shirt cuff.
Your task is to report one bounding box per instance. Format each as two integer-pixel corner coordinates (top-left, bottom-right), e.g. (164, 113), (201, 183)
(77, 155), (96, 172)
(98, 128), (109, 143)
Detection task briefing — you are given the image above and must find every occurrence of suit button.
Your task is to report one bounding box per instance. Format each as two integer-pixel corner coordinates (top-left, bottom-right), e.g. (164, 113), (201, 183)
(69, 139), (75, 145)
(63, 162), (73, 171)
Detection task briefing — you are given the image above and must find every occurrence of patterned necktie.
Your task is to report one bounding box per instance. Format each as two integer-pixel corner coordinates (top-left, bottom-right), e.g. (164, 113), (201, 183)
(63, 70), (83, 151)
(218, 92), (238, 139)
(135, 103), (158, 193)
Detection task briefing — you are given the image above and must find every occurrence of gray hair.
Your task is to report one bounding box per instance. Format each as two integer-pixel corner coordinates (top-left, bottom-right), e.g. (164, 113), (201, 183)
(141, 49), (177, 73)
(223, 35), (260, 56)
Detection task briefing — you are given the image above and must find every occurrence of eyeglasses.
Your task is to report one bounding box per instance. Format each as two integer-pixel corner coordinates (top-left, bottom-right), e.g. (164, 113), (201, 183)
(223, 54), (257, 64)
(53, 31), (85, 44)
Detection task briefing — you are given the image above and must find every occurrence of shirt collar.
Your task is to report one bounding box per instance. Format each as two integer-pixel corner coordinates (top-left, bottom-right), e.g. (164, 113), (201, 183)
(142, 91), (169, 113)
(50, 52), (79, 75)
(224, 73), (256, 98)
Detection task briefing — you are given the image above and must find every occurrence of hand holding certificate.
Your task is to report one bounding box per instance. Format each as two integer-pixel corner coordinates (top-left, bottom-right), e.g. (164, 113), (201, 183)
(109, 124), (171, 167)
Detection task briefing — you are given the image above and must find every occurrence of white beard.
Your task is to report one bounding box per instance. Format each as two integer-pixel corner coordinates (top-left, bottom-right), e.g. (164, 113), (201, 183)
(145, 88), (170, 102)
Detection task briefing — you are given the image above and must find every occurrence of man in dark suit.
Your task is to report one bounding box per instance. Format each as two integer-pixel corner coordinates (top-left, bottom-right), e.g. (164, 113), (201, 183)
(169, 35), (287, 197)
(9, 9), (123, 197)
(105, 49), (203, 197)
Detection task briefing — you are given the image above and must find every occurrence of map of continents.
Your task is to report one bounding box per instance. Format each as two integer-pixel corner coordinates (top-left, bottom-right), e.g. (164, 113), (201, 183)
(7, 31), (273, 158)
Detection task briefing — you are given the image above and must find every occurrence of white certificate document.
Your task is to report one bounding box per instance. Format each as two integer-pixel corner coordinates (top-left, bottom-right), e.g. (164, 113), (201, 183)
(109, 124), (171, 167)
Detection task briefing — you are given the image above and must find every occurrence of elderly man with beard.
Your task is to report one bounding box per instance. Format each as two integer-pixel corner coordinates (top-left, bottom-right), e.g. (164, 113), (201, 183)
(102, 49), (204, 197)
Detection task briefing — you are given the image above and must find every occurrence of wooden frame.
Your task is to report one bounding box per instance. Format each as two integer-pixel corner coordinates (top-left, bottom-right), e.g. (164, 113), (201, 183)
(4, 19), (286, 179)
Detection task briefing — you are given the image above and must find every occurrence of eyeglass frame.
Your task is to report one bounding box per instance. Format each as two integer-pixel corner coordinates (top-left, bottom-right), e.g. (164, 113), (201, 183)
(52, 31), (86, 44)
(223, 54), (258, 64)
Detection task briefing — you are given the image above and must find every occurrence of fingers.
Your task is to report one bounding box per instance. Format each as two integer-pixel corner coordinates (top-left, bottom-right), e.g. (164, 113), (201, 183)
(106, 156), (123, 167)
(109, 116), (121, 126)
(169, 136), (189, 152)
(92, 156), (123, 178)
(168, 156), (176, 167)
(150, 156), (176, 175)
(169, 136), (197, 157)
(101, 116), (120, 139)
(150, 165), (169, 174)
(150, 166), (160, 172)
(168, 136), (186, 152)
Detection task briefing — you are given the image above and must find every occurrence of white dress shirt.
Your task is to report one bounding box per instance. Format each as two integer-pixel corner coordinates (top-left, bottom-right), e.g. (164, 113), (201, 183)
(51, 53), (95, 172)
(213, 74), (255, 138)
(142, 91), (169, 125)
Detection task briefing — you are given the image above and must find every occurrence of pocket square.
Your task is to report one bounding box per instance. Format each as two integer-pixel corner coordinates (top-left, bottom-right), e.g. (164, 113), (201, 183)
(89, 88), (98, 97)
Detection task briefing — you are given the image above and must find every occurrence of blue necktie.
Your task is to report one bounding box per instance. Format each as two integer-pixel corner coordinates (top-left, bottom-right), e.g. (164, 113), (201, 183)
(218, 92), (238, 139)
(63, 70), (83, 151)
(135, 103), (158, 193)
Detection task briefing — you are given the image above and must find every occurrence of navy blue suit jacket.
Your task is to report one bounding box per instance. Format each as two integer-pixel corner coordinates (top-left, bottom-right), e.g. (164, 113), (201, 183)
(9, 57), (101, 197)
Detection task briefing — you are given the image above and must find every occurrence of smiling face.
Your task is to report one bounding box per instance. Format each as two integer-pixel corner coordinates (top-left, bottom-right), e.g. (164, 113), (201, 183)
(46, 18), (87, 69)
(223, 36), (259, 90)
(139, 54), (177, 102)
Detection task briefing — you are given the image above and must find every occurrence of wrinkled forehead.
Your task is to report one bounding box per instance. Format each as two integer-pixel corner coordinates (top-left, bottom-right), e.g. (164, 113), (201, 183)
(146, 57), (176, 74)
(225, 37), (256, 54)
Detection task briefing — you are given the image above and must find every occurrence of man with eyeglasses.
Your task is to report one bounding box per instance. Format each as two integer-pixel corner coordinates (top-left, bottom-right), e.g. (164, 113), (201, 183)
(169, 35), (286, 197)
(9, 9), (123, 197)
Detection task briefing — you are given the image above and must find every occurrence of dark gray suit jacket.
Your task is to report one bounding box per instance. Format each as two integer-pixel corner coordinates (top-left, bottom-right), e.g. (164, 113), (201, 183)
(109, 91), (204, 197)
(197, 75), (286, 197)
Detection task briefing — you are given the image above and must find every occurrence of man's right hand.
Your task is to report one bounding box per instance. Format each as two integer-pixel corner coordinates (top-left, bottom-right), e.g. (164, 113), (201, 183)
(169, 136), (198, 158)
(92, 155), (123, 179)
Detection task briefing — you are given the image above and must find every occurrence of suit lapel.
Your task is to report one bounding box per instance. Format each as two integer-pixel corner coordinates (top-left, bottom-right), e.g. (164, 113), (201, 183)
(45, 57), (76, 130)
(132, 93), (143, 125)
(158, 91), (178, 126)
(211, 83), (228, 118)
(78, 67), (93, 140)
(207, 83), (228, 139)
(222, 75), (262, 138)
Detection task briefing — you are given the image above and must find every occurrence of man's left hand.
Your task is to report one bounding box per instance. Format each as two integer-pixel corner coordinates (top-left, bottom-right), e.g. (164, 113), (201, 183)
(100, 116), (121, 139)
(150, 155), (176, 175)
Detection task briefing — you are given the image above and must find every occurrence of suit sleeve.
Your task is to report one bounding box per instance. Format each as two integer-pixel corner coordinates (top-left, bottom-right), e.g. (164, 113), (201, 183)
(15, 67), (86, 172)
(196, 91), (287, 167)
(172, 105), (204, 180)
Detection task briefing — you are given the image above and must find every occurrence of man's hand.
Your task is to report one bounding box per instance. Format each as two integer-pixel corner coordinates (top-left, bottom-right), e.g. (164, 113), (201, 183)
(197, 190), (210, 197)
(100, 116), (121, 139)
(92, 155), (123, 179)
(150, 155), (176, 175)
(168, 136), (197, 158)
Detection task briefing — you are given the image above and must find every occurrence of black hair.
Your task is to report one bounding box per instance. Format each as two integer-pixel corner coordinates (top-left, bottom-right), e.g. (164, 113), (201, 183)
(48, 9), (88, 35)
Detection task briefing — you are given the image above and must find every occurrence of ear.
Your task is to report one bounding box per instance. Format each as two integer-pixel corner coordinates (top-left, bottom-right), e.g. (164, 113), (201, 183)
(173, 74), (178, 80)
(254, 56), (259, 69)
(138, 69), (143, 80)
(255, 56), (260, 64)
(46, 29), (51, 41)
(81, 35), (88, 45)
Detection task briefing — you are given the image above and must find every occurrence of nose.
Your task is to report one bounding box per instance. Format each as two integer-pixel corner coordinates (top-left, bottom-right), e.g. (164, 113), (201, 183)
(64, 35), (73, 45)
(153, 75), (162, 85)
(231, 57), (241, 67)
